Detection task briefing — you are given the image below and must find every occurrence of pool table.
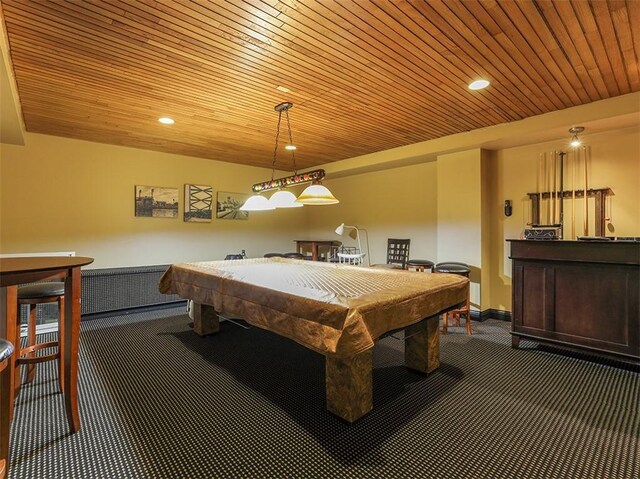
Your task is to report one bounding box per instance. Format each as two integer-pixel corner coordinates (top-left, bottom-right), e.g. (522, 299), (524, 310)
(160, 257), (468, 422)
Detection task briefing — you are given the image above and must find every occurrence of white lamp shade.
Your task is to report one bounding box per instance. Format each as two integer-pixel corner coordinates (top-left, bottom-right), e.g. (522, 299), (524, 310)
(268, 190), (303, 208)
(296, 184), (339, 205)
(335, 223), (345, 235)
(240, 194), (276, 211)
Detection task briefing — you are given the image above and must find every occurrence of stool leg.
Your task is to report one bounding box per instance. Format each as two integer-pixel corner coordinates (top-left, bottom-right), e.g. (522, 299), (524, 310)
(441, 312), (448, 335)
(26, 304), (37, 383)
(58, 297), (65, 392)
(465, 297), (472, 335)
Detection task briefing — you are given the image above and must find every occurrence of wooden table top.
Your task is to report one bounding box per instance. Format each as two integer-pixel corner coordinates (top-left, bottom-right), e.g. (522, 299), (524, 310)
(0, 256), (94, 286)
(294, 239), (341, 244)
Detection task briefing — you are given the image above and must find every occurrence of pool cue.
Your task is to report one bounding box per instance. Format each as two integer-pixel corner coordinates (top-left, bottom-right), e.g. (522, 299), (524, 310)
(583, 146), (588, 235)
(537, 153), (542, 225)
(545, 152), (550, 224)
(550, 151), (555, 224)
(559, 151), (565, 238)
(571, 150), (576, 239)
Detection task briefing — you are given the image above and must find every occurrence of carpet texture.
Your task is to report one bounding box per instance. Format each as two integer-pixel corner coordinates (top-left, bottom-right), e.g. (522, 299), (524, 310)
(8, 307), (639, 478)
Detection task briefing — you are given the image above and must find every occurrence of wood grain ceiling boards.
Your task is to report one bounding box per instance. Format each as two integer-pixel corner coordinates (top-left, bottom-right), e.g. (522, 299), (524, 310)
(1, 0), (638, 170)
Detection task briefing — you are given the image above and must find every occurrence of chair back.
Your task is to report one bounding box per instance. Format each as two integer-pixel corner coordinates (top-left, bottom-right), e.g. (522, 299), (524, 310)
(387, 239), (410, 269)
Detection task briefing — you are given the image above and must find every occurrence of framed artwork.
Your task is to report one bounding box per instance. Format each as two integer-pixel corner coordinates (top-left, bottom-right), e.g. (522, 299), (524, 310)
(135, 185), (178, 218)
(216, 192), (249, 220)
(184, 184), (213, 222)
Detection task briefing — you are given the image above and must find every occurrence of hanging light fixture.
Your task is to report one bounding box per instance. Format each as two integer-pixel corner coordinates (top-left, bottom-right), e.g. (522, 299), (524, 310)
(569, 126), (585, 148)
(240, 102), (338, 210)
(267, 102), (302, 208)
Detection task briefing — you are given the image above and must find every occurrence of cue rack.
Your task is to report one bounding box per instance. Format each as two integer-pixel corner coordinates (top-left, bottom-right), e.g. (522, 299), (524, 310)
(526, 146), (613, 239)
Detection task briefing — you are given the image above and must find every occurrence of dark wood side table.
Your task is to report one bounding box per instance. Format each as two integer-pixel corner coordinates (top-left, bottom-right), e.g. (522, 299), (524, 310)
(0, 256), (94, 432)
(294, 240), (341, 261)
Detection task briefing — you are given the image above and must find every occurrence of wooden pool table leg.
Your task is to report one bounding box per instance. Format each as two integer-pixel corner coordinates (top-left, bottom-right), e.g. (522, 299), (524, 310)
(192, 303), (219, 336)
(325, 349), (373, 423)
(404, 315), (440, 373)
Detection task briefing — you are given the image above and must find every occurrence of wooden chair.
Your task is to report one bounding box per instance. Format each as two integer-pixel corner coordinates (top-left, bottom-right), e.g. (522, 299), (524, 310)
(386, 238), (411, 269)
(0, 339), (14, 479)
(17, 283), (65, 392)
(434, 262), (471, 335)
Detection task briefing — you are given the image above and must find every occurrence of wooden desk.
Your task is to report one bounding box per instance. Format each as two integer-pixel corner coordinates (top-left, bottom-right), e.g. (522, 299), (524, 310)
(294, 240), (341, 261)
(0, 256), (94, 432)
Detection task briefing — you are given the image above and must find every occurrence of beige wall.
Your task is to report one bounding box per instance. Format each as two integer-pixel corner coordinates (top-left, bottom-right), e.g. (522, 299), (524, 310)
(0, 133), (307, 268)
(489, 125), (640, 311)
(2, 110), (638, 315)
(306, 162), (438, 266)
(436, 149), (486, 310)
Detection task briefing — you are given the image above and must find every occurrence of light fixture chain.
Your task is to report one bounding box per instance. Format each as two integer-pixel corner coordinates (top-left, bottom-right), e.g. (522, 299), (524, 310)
(271, 110), (283, 181)
(285, 109), (297, 174)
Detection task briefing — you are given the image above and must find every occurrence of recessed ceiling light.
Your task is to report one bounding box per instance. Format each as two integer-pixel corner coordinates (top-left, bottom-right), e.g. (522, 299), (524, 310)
(468, 79), (490, 90)
(276, 85), (290, 93)
(285, 144), (296, 150)
(158, 117), (175, 125)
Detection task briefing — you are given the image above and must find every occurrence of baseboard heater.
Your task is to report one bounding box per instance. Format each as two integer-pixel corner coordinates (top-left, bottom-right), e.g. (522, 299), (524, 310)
(20, 264), (183, 324)
(81, 265), (182, 315)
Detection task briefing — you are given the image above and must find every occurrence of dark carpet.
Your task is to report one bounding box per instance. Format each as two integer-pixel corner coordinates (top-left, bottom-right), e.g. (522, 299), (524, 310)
(8, 307), (639, 478)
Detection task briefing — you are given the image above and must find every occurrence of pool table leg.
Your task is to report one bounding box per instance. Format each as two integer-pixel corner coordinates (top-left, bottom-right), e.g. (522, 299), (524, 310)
(404, 315), (440, 373)
(192, 302), (220, 336)
(325, 349), (373, 423)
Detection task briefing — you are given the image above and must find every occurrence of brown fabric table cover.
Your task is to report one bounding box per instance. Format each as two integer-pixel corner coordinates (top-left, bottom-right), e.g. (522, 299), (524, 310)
(159, 257), (468, 357)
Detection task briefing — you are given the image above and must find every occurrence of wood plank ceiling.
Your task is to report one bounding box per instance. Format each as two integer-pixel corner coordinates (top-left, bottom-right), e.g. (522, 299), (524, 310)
(1, 0), (638, 170)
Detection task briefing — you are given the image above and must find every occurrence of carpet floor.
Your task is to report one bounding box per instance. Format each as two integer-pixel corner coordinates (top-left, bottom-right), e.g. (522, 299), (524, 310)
(7, 307), (639, 478)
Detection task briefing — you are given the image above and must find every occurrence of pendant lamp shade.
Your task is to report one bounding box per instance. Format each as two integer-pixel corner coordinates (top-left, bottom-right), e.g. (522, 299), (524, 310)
(296, 184), (339, 205)
(240, 194), (276, 211)
(268, 190), (303, 208)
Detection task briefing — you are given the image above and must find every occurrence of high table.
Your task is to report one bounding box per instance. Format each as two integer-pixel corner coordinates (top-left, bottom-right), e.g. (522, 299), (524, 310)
(0, 256), (94, 433)
(160, 257), (468, 422)
(294, 240), (341, 261)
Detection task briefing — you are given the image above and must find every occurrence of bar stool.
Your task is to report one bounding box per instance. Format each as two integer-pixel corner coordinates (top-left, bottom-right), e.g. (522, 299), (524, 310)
(0, 339), (14, 479)
(283, 252), (306, 259)
(17, 283), (65, 390)
(405, 259), (435, 272)
(434, 262), (471, 335)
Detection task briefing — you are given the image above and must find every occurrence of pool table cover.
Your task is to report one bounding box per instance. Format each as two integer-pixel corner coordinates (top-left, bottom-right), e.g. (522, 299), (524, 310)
(159, 257), (468, 357)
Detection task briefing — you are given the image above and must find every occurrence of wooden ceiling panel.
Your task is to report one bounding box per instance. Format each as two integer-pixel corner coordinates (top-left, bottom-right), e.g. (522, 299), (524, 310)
(1, 0), (638, 169)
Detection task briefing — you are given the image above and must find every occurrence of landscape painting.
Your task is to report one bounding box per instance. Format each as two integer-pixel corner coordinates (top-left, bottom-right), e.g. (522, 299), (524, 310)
(184, 184), (213, 222)
(216, 192), (249, 220)
(135, 185), (178, 218)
